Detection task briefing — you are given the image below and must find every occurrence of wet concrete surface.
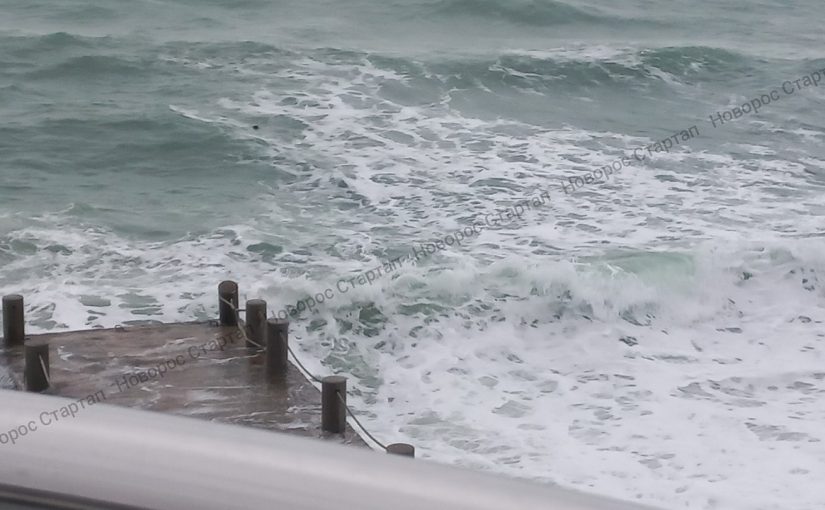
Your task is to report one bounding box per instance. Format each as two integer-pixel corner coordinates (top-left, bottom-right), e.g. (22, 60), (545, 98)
(0, 321), (367, 447)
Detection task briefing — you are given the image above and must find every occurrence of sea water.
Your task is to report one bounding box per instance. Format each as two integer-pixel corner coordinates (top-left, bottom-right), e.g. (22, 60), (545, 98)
(1, 1), (824, 509)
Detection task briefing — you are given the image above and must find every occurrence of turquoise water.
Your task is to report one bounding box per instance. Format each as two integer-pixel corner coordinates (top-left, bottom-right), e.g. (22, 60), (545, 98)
(1, 1), (824, 509)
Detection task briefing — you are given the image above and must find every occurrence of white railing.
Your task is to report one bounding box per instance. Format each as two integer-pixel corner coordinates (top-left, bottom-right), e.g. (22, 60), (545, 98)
(0, 390), (659, 510)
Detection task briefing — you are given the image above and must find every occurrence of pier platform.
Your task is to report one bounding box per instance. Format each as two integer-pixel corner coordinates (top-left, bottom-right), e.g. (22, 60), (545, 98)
(0, 320), (368, 448)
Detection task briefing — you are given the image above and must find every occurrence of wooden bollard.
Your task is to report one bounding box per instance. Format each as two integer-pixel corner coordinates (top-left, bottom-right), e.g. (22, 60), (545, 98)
(218, 281), (239, 326)
(24, 339), (49, 392)
(265, 319), (289, 377)
(322, 376), (347, 434)
(387, 443), (415, 458)
(2, 294), (25, 347)
(245, 299), (267, 348)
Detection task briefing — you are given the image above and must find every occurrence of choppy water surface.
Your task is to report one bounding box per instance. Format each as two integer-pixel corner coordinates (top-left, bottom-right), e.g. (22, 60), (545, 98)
(1, 1), (824, 509)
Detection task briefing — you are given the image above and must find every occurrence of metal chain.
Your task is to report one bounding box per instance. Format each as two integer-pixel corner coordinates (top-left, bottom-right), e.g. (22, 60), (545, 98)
(221, 296), (389, 450)
(286, 344), (323, 384)
(39, 355), (51, 386)
(337, 391), (388, 451)
(219, 296), (263, 349)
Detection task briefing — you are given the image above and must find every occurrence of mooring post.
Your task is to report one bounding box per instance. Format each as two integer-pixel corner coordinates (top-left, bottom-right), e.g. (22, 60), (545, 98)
(245, 299), (267, 348)
(387, 443), (415, 458)
(265, 318), (289, 377)
(24, 339), (49, 392)
(322, 375), (347, 434)
(2, 294), (25, 347)
(218, 280), (239, 326)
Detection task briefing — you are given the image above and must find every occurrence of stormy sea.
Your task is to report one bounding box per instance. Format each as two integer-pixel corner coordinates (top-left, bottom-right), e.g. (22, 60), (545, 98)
(1, 1), (823, 508)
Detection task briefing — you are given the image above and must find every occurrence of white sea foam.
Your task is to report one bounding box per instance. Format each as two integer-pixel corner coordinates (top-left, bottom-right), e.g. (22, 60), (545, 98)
(2, 46), (824, 510)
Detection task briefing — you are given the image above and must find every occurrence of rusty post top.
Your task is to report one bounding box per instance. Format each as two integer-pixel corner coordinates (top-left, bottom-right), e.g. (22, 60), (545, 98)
(322, 375), (346, 385)
(218, 281), (238, 293)
(24, 337), (48, 348)
(387, 443), (415, 457)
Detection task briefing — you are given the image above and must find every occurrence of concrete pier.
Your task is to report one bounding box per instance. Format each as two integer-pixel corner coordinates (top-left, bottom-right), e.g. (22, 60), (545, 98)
(0, 321), (366, 447)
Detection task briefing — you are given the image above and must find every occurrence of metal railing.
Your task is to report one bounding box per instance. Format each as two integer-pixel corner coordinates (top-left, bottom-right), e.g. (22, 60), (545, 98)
(0, 389), (659, 510)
